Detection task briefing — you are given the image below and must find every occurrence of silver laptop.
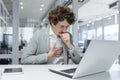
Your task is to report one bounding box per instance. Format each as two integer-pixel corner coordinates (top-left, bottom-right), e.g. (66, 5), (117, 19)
(49, 40), (120, 79)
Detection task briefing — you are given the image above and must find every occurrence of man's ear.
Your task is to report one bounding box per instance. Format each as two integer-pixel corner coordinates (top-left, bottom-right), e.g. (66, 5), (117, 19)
(51, 23), (56, 28)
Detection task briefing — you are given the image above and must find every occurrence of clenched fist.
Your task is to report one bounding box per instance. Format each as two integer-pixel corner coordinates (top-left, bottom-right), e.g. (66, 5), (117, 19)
(60, 33), (73, 50)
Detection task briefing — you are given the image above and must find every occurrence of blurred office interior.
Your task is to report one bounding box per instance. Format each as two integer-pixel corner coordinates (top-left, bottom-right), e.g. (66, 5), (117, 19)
(0, 0), (120, 64)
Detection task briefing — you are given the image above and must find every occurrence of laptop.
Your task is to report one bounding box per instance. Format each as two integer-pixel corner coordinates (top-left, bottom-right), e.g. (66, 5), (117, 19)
(49, 40), (120, 79)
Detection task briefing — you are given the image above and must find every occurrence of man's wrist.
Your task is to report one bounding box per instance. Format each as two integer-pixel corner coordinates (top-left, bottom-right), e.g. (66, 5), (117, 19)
(47, 52), (53, 60)
(67, 44), (73, 50)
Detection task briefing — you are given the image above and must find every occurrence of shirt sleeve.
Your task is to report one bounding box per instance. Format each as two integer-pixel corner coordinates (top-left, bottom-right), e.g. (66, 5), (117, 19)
(68, 46), (81, 64)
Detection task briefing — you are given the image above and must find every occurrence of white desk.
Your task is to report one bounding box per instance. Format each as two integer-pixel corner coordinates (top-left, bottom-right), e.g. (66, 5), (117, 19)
(0, 64), (120, 80)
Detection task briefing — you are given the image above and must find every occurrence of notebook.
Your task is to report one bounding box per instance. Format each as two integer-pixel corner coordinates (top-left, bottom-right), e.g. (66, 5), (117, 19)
(49, 40), (120, 79)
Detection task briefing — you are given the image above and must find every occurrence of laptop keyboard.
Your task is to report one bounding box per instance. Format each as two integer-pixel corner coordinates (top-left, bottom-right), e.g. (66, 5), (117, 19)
(60, 68), (76, 73)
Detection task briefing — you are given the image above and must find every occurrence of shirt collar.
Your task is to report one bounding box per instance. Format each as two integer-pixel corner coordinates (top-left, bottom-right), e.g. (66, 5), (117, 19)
(49, 27), (57, 38)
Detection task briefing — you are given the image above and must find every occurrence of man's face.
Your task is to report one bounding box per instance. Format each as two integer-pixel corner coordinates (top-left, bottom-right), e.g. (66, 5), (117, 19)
(51, 19), (70, 36)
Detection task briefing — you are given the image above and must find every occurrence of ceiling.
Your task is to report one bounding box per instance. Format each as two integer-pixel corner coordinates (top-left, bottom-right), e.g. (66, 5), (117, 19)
(19, 0), (56, 20)
(3, 0), (119, 26)
(78, 0), (118, 21)
(19, 0), (118, 22)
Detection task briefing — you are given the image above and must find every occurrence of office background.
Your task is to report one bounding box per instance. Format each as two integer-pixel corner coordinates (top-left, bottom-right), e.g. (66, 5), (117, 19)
(0, 0), (120, 64)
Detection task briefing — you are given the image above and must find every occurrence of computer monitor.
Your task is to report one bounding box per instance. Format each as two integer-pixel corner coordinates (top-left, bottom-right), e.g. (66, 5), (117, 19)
(2, 34), (13, 51)
(82, 39), (91, 53)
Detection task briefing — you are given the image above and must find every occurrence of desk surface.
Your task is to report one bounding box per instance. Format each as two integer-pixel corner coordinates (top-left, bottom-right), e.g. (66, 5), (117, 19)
(0, 64), (120, 80)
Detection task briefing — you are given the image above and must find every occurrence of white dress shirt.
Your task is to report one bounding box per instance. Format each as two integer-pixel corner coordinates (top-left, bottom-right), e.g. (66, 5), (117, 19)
(48, 27), (64, 64)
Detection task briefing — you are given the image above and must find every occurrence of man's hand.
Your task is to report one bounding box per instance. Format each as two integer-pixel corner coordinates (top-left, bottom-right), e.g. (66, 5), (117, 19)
(47, 43), (57, 60)
(55, 47), (63, 57)
(60, 33), (73, 50)
(47, 44), (63, 59)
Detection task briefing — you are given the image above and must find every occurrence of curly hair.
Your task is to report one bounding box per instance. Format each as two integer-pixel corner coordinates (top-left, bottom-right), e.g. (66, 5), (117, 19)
(48, 5), (76, 25)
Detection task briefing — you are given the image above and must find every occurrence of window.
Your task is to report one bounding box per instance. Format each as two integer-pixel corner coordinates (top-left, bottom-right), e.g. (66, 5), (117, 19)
(82, 30), (87, 41)
(88, 29), (95, 39)
(104, 24), (118, 40)
(97, 27), (102, 40)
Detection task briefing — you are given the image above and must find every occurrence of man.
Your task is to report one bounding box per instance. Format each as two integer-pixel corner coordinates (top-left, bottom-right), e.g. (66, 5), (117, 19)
(21, 5), (81, 64)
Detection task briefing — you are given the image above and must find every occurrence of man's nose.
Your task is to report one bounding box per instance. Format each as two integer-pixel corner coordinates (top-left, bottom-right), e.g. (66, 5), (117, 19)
(62, 28), (67, 32)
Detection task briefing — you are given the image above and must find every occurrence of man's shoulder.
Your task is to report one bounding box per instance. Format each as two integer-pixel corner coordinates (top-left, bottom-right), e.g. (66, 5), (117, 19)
(33, 27), (49, 37)
(35, 27), (49, 33)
